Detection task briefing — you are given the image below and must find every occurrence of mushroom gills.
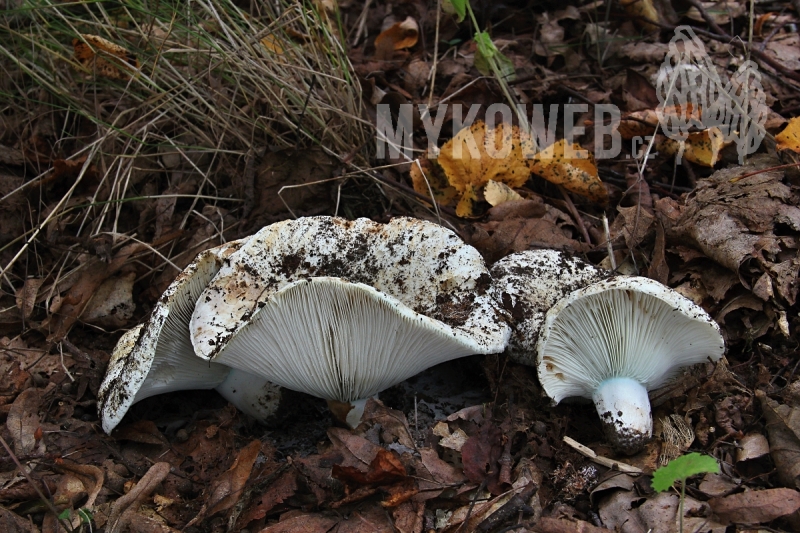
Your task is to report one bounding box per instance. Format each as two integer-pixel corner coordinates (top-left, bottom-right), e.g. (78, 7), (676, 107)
(592, 377), (653, 455)
(195, 278), (495, 419)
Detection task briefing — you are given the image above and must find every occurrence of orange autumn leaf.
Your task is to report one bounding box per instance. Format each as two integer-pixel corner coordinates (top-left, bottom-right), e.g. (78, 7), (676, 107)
(529, 139), (607, 204)
(437, 121), (533, 217)
(776, 116), (800, 153)
(72, 34), (139, 80)
(375, 17), (419, 51)
(658, 127), (729, 167)
(260, 34), (284, 54)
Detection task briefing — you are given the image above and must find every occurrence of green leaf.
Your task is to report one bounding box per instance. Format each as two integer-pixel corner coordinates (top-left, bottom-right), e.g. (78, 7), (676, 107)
(58, 509), (70, 520)
(651, 453), (720, 492)
(442, 0), (467, 22)
(473, 32), (516, 81)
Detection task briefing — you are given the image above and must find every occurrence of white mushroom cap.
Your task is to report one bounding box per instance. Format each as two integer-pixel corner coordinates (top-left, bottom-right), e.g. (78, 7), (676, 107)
(491, 249), (606, 365)
(98, 238), (281, 433)
(190, 217), (510, 412)
(492, 250), (725, 453)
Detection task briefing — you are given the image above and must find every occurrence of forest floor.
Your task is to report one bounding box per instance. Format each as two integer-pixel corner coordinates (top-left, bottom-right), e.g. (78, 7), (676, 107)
(1, 0), (800, 531)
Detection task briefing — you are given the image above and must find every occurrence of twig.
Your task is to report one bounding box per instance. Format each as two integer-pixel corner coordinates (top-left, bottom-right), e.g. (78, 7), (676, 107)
(0, 434), (74, 532)
(562, 436), (643, 474)
(557, 185), (592, 245)
(685, 0), (800, 84)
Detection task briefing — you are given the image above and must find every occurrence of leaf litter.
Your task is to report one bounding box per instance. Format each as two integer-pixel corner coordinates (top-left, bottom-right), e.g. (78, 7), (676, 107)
(2, 0), (800, 531)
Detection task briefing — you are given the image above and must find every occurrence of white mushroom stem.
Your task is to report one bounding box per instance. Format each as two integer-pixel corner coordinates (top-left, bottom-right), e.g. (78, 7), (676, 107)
(592, 377), (653, 455)
(215, 369), (283, 422)
(327, 397), (372, 428)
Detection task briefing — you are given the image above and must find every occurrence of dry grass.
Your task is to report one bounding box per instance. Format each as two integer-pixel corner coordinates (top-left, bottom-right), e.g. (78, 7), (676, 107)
(0, 0), (373, 331)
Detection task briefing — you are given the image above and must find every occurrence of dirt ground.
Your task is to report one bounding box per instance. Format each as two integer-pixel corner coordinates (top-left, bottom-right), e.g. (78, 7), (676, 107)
(2, 0), (800, 531)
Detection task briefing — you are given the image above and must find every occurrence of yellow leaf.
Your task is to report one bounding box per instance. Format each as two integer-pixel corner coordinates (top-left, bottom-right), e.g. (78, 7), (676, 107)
(529, 139), (607, 204)
(437, 121), (533, 217)
(658, 127), (728, 167)
(776, 116), (800, 153)
(409, 158), (458, 206)
(484, 180), (523, 206)
(619, 0), (661, 32)
(260, 35), (284, 55)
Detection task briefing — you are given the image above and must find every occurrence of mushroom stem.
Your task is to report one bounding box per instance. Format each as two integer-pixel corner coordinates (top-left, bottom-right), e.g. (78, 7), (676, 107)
(327, 397), (372, 428)
(592, 377), (652, 455)
(215, 369), (282, 422)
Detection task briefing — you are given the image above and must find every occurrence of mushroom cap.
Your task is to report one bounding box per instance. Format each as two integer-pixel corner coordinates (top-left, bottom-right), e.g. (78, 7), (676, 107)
(535, 274), (725, 403)
(97, 239), (249, 434)
(491, 249), (605, 366)
(190, 217), (510, 402)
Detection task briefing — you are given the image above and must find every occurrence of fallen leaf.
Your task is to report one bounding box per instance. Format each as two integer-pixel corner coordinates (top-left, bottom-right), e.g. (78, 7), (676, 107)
(686, 1), (746, 25)
(658, 128), (729, 167)
(532, 517), (613, 532)
(529, 139), (607, 204)
(757, 390), (800, 489)
(484, 180), (523, 206)
(409, 157), (458, 206)
(259, 512), (338, 533)
(375, 17), (419, 50)
(437, 121), (533, 217)
(461, 424), (505, 494)
(776, 116), (800, 153)
(0, 507), (39, 533)
(46, 242), (145, 341)
(619, 0), (661, 32)
(6, 385), (50, 455)
(332, 448), (406, 487)
(81, 272), (136, 328)
(239, 468), (297, 523)
(206, 439), (261, 516)
(710, 488), (800, 525)
(15, 278), (44, 321)
(374, 17), (419, 60)
(72, 34), (140, 80)
(260, 34), (284, 55)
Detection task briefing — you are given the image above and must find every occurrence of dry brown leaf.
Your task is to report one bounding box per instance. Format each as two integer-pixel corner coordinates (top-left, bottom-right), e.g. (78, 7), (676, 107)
(710, 488), (800, 525)
(757, 390), (800, 489)
(6, 385), (50, 455)
(437, 121), (533, 217)
(776, 116), (800, 153)
(81, 272), (136, 328)
(72, 34), (140, 80)
(686, 1), (746, 25)
(206, 439), (261, 516)
(46, 242), (145, 342)
(15, 278), (44, 320)
(259, 513), (338, 533)
(529, 139), (607, 204)
(374, 17), (419, 60)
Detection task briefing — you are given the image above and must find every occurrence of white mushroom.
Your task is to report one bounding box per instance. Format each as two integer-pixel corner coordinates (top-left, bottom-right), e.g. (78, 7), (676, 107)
(190, 217), (510, 426)
(492, 250), (725, 454)
(97, 239), (281, 434)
